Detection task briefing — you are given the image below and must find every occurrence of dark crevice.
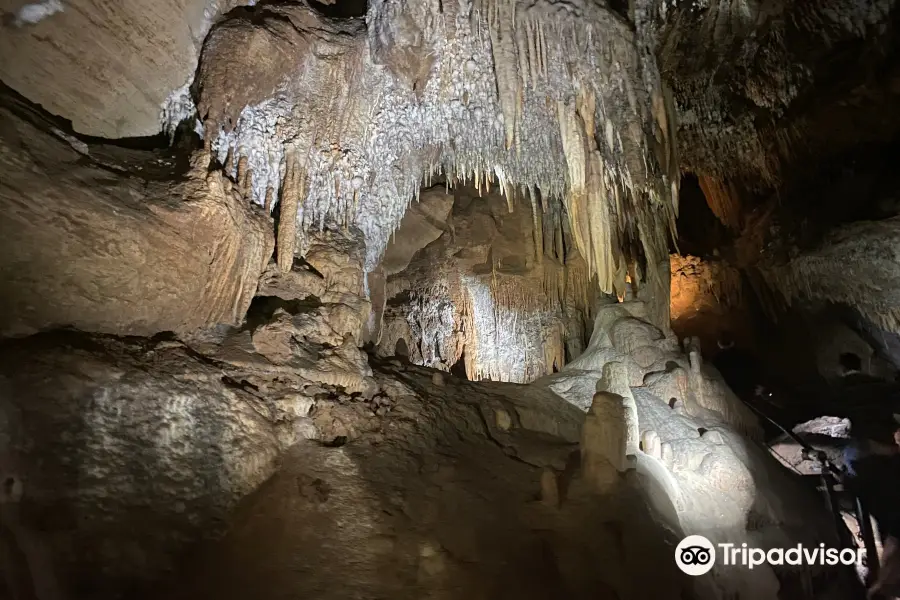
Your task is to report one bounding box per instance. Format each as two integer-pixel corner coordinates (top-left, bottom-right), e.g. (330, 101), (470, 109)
(0, 82), (194, 180)
(308, 0), (367, 19)
(673, 173), (732, 257)
(292, 256), (326, 279)
(1, 81), (170, 151)
(244, 295), (324, 331)
(450, 352), (468, 379)
(322, 436), (348, 448)
(386, 291), (413, 308)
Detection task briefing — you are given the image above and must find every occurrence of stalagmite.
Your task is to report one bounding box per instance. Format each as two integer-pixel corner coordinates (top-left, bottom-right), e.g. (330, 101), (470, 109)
(582, 363), (638, 493)
(598, 361), (640, 461)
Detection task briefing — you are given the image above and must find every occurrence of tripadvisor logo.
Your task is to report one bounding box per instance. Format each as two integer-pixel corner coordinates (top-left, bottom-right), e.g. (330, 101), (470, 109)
(676, 535), (716, 576)
(674, 535), (864, 576)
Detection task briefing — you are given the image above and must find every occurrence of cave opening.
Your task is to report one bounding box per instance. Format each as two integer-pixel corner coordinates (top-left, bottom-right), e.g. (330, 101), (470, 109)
(673, 173), (732, 258)
(840, 352), (862, 375)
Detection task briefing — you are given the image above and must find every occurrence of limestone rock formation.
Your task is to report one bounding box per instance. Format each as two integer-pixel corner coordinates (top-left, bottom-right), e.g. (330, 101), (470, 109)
(147, 359), (690, 600)
(654, 0), (900, 193)
(539, 301), (845, 599)
(581, 362), (639, 492)
(195, 0), (679, 294)
(0, 88), (274, 338)
(0, 0), (247, 138)
(0, 332), (297, 593)
(1, 0), (895, 599)
(0, 274), (855, 600)
(0, 280), (382, 595)
(758, 216), (900, 334)
(374, 185), (595, 383)
(669, 254), (745, 354)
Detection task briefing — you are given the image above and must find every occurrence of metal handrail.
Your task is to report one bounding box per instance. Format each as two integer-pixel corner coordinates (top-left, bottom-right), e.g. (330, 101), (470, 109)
(735, 394), (882, 594)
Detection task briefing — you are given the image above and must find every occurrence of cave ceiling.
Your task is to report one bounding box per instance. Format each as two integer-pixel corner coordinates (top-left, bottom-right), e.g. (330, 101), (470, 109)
(1, 0), (898, 326)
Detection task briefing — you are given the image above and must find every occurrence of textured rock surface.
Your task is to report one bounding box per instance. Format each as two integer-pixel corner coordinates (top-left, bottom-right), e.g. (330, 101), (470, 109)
(0, 332), (296, 595)
(0, 0), (246, 138)
(197, 0), (679, 293)
(114, 300), (852, 600)
(654, 0), (900, 192)
(538, 301), (851, 599)
(757, 216), (900, 333)
(669, 254), (747, 355)
(0, 87), (274, 338)
(153, 359), (690, 600)
(0, 267), (381, 597)
(375, 185), (596, 383)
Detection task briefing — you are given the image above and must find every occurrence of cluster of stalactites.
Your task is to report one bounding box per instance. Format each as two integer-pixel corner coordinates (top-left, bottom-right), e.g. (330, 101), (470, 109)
(472, 0), (680, 296)
(207, 0), (680, 291)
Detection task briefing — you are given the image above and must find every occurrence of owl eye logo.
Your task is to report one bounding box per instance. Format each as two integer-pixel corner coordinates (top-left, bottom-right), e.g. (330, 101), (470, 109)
(675, 535), (716, 575)
(680, 546), (712, 565)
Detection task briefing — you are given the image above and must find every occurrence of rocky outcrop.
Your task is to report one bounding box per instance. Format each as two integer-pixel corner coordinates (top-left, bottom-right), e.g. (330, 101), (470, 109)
(126, 301), (852, 600)
(757, 216), (900, 334)
(0, 0), (248, 138)
(0, 275), (378, 596)
(0, 332), (297, 595)
(0, 277), (857, 600)
(0, 88), (274, 338)
(535, 300), (854, 598)
(197, 0), (678, 295)
(148, 357), (692, 600)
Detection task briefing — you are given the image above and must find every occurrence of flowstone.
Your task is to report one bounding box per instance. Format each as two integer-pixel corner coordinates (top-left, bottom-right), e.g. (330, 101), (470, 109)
(538, 300), (852, 599)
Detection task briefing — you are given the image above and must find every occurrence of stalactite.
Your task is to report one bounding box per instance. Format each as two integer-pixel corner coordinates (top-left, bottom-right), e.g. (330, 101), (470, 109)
(532, 193), (543, 264)
(237, 156), (250, 198)
(527, 19), (539, 85)
(277, 153), (305, 273)
(487, 0), (519, 150)
(516, 22), (529, 89)
(224, 147), (235, 177)
(697, 174), (742, 230)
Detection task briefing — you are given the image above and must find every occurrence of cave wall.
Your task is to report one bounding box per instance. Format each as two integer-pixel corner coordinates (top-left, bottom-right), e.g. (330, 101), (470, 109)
(0, 88), (274, 338)
(0, 0), (250, 138)
(0, 227), (377, 596)
(653, 0), (900, 193)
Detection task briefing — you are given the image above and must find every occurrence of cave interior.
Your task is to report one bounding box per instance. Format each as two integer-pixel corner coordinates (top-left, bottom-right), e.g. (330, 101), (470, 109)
(2, 0), (900, 598)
